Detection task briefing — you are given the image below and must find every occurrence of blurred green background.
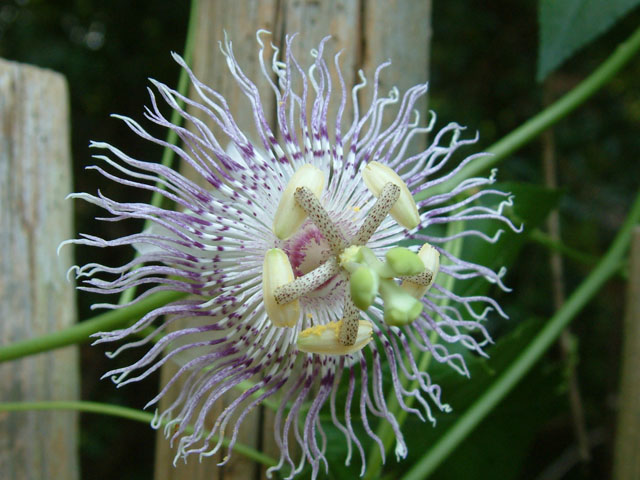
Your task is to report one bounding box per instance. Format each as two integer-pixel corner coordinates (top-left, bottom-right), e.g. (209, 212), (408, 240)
(1, 0), (638, 479)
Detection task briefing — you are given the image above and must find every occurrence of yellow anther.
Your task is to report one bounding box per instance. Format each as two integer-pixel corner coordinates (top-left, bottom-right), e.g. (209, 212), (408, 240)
(273, 164), (325, 240)
(362, 161), (420, 229)
(339, 245), (363, 270)
(262, 248), (300, 327)
(297, 320), (373, 355)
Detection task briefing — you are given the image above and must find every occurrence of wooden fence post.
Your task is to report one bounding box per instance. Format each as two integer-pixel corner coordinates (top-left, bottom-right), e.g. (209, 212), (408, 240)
(613, 228), (640, 479)
(0, 59), (79, 480)
(153, 1), (432, 479)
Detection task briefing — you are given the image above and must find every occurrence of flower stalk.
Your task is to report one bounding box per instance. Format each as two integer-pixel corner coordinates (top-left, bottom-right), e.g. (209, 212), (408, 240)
(0, 400), (276, 467)
(0, 290), (187, 363)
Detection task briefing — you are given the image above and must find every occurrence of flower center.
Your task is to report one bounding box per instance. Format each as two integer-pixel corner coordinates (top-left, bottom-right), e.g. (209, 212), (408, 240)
(262, 163), (439, 356)
(283, 221), (332, 277)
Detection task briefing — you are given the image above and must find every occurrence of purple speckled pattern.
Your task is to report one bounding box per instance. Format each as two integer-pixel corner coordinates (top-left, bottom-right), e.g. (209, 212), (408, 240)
(64, 32), (520, 479)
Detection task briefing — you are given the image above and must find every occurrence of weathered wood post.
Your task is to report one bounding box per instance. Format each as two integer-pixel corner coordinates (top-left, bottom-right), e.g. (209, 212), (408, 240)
(154, 1), (431, 479)
(613, 228), (640, 479)
(0, 59), (79, 480)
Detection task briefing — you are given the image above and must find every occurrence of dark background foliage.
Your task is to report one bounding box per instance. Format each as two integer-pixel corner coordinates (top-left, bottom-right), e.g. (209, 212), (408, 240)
(1, 0), (638, 478)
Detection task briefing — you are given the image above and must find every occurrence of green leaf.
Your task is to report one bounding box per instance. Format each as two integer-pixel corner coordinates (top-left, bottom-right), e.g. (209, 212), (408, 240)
(537, 0), (640, 81)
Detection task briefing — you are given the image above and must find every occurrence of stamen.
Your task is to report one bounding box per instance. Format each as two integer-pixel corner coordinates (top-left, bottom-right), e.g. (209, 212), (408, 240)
(274, 257), (340, 304)
(352, 182), (400, 245)
(338, 295), (360, 346)
(362, 161), (420, 229)
(294, 186), (346, 255)
(297, 318), (373, 355)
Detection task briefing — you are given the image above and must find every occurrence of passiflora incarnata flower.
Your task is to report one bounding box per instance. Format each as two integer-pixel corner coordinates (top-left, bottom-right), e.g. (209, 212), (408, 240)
(65, 32), (520, 479)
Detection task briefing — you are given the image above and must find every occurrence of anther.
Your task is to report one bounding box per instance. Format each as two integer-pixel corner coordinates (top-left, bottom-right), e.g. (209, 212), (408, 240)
(274, 257), (340, 304)
(297, 318), (373, 355)
(352, 182), (400, 245)
(362, 161), (420, 229)
(294, 186), (346, 255)
(273, 164), (324, 240)
(262, 248), (300, 327)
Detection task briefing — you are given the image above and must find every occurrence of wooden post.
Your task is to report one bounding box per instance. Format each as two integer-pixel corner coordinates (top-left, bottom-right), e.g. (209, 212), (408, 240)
(0, 59), (79, 480)
(613, 228), (640, 479)
(153, 1), (432, 479)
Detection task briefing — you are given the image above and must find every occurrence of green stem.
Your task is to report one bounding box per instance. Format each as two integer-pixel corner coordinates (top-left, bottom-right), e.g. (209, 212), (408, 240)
(402, 190), (640, 480)
(147, 0), (199, 215)
(416, 23), (640, 201)
(118, 0), (199, 307)
(364, 221), (464, 479)
(0, 400), (275, 467)
(530, 229), (627, 277)
(0, 290), (188, 363)
(529, 229), (600, 266)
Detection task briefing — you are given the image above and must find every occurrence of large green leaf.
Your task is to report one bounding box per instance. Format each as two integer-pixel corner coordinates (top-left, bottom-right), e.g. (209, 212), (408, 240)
(537, 0), (640, 81)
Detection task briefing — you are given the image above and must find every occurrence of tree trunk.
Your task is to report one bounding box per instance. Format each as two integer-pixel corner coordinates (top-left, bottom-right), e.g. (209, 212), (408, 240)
(0, 59), (79, 480)
(613, 228), (640, 480)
